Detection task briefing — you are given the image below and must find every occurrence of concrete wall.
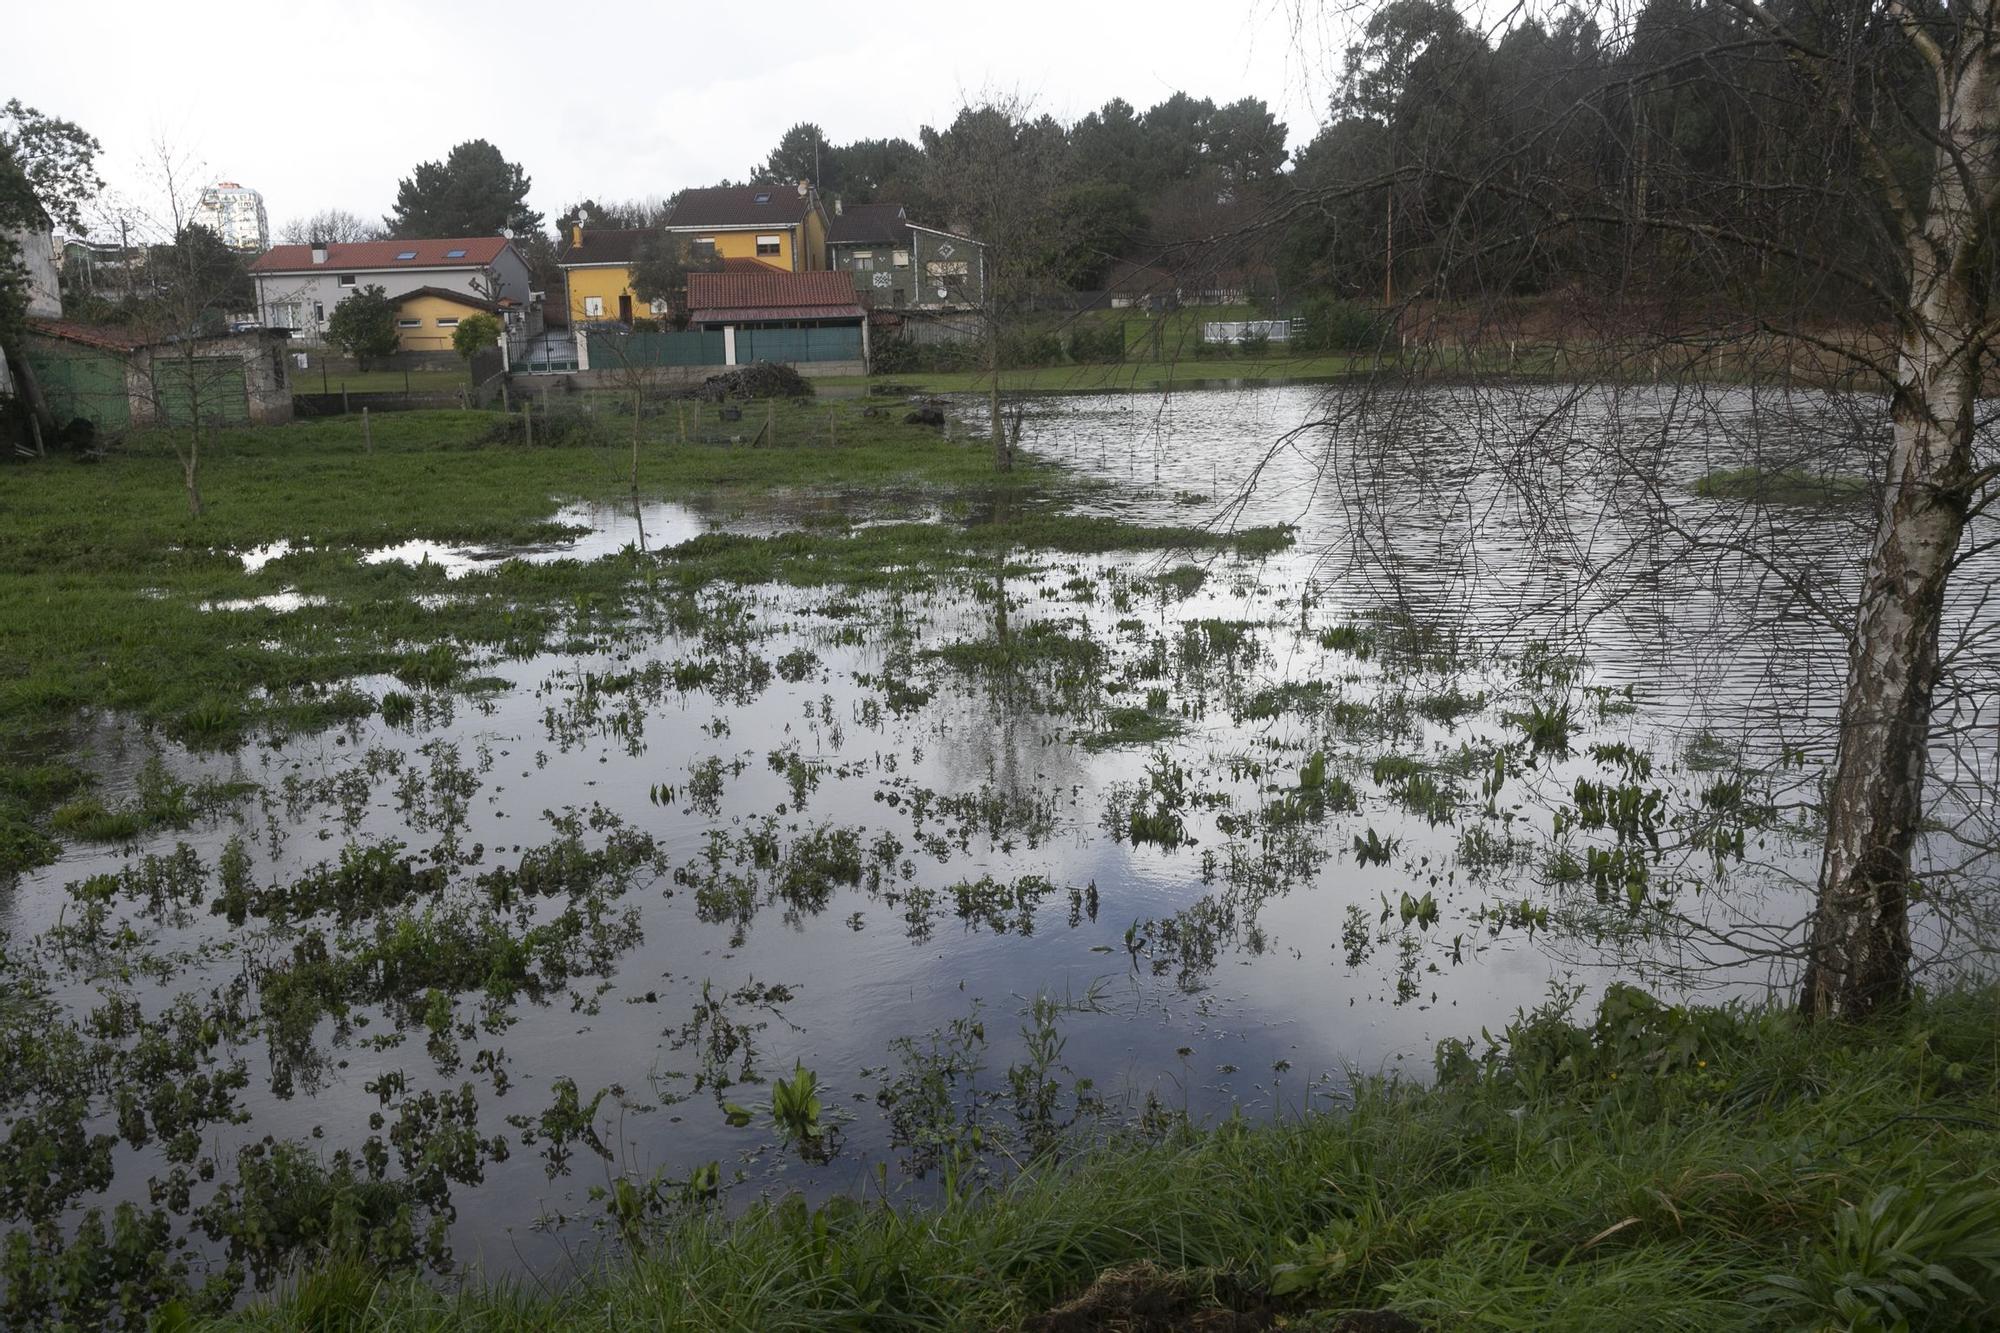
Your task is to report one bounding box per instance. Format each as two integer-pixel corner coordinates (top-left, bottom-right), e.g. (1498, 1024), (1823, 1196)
(566, 358), (865, 390)
(7, 225), (63, 318)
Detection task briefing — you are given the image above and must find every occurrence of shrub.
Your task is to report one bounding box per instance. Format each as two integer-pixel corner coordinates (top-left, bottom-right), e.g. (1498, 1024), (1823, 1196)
(1066, 323), (1126, 364)
(1295, 297), (1386, 353)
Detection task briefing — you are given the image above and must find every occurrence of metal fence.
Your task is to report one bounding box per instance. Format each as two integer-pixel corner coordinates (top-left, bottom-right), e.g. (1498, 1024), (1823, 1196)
(737, 326), (863, 364)
(586, 326), (862, 369)
(588, 330), (726, 369)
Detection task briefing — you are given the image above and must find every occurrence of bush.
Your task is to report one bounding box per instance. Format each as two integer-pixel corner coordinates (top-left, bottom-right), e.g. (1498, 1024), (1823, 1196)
(870, 337), (983, 374)
(1066, 323), (1127, 364)
(1000, 330), (1065, 369)
(1238, 331), (1271, 357)
(1295, 297), (1386, 353)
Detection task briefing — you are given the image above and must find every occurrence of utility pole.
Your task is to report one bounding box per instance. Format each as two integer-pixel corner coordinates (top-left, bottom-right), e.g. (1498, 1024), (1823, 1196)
(1383, 189), (1394, 308)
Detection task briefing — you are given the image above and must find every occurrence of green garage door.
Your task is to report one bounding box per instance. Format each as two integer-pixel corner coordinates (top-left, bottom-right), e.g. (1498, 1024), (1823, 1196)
(150, 357), (248, 428)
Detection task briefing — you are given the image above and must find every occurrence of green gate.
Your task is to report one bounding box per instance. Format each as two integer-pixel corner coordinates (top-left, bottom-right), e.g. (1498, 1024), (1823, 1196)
(24, 339), (131, 430)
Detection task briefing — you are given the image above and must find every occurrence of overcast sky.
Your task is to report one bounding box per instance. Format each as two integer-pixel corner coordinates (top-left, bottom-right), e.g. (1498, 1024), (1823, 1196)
(4, 0), (1345, 242)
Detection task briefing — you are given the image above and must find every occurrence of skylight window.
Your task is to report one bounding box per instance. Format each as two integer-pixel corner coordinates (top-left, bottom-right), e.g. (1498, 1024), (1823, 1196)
(396, 250), (418, 260)
(445, 248), (467, 258)
(754, 192), (771, 203)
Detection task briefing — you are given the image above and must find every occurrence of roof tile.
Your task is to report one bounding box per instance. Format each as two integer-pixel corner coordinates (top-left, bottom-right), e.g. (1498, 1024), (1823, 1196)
(667, 185), (814, 228)
(251, 237), (511, 274)
(687, 270), (862, 315)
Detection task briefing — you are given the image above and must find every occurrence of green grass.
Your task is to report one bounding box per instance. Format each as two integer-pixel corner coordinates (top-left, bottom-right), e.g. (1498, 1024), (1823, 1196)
(0, 402), (1285, 872)
(823, 352), (1389, 394)
(1694, 466), (1872, 505)
(201, 984), (2000, 1332)
(288, 364), (475, 395)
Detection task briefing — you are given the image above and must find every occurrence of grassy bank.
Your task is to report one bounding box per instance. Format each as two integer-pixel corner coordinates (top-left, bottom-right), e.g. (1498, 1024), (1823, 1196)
(205, 984), (2000, 1332)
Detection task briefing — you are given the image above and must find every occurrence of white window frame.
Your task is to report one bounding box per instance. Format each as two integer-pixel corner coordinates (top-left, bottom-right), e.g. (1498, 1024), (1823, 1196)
(755, 234), (782, 256)
(892, 249), (910, 266)
(584, 295), (605, 318)
(396, 318), (421, 329)
(338, 273), (357, 287)
(435, 317), (460, 328)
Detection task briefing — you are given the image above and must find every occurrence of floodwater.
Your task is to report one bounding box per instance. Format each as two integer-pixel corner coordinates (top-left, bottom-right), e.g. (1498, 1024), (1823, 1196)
(8, 381), (1997, 1302)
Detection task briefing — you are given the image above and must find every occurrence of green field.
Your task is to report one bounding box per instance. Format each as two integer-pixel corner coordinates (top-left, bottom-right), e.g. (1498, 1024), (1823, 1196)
(286, 363), (475, 395)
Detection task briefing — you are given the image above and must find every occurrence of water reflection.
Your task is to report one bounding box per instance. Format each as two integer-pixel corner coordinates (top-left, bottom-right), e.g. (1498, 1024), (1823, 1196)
(10, 381), (1995, 1311)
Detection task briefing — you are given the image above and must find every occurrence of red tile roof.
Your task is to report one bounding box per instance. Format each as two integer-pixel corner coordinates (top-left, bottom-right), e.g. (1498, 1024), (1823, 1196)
(250, 237), (511, 273)
(24, 317), (143, 352)
(687, 270), (860, 313)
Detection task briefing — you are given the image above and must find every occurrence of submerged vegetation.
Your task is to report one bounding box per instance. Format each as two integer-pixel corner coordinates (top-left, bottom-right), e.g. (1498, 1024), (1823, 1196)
(208, 985), (2000, 1332)
(0, 388), (1975, 1331)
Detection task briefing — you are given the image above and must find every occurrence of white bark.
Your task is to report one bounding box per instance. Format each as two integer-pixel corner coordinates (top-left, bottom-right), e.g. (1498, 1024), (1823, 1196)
(1802, 15), (1996, 1018)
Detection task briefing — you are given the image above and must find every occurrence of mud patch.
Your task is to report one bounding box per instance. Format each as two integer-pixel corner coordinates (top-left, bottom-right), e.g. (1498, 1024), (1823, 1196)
(1026, 1263), (1274, 1333)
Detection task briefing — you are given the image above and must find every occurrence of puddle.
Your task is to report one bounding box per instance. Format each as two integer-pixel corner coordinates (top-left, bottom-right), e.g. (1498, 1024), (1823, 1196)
(237, 539), (297, 573)
(202, 590), (329, 613)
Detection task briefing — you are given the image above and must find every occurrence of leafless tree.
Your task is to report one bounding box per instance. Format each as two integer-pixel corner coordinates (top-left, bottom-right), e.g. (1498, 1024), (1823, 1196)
(277, 208), (380, 245)
(1254, 0), (2000, 1018)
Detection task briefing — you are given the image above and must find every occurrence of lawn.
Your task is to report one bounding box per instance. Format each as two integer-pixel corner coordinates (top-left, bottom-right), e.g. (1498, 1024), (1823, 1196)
(286, 362), (477, 395)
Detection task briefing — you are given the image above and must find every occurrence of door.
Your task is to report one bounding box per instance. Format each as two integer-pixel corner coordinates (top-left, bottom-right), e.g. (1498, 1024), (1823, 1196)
(618, 293), (633, 324)
(150, 356), (248, 428)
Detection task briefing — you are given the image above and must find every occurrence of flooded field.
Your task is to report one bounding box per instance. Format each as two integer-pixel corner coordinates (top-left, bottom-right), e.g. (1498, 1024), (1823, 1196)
(5, 382), (1995, 1315)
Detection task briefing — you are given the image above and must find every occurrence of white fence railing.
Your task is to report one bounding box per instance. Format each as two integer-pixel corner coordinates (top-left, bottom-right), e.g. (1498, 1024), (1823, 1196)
(1202, 319), (1298, 344)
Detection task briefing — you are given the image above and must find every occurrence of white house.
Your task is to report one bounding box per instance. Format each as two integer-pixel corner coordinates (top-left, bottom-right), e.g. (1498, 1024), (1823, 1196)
(248, 237), (534, 346)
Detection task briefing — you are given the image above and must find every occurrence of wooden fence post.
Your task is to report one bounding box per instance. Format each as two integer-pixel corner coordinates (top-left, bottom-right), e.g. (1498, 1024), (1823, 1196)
(362, 405), (372, 454)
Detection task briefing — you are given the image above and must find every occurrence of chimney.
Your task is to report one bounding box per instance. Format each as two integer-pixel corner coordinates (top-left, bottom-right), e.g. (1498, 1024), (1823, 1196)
(834, 197), (843, 216)
(571, 222), (583, 248)
(310, 241), (327, 265)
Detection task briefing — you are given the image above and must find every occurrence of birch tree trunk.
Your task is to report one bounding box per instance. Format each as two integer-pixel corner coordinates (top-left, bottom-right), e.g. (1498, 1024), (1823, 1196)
(1801, 18), (1996, 1019)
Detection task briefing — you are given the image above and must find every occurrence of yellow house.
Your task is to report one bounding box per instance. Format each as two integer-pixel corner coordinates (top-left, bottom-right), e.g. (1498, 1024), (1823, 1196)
(555, 227), (658, 327)
(389, 287), (503, 352)
(661, 184), (830, 274)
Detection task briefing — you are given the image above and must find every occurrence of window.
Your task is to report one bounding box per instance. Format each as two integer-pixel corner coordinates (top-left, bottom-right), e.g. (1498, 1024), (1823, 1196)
(692, 237), (716, 259)
(435, 317), (459, 328)
(756, 235), (781, 257)
(754, 192), (771, 203)
(397, 318), (421, 329)
(395, 250), (418, 260)
(270, 302), (297, 328)
(313, 301), (325, 322)
(851, 253), (874, 272)
(926, 261), (969, 278)
(584, 295), (605, 317)
(445, 248), (467, 258)
(892, 249), (909, 267)
(649, 298), (670, 315)
(338, 274), (356, 287)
